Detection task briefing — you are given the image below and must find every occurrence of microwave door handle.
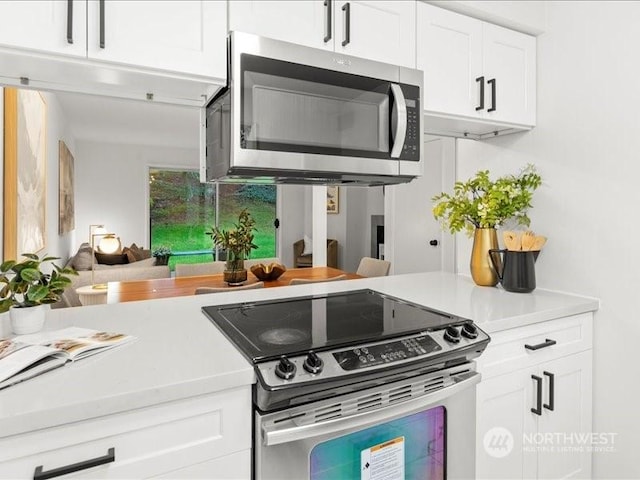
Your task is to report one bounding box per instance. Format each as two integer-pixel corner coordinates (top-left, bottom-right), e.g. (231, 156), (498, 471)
(261, 371), (480, 447)
(390, 83), (407, 159)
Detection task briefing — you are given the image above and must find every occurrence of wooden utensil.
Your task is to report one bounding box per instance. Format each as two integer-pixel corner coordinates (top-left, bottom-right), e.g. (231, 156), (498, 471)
(531, 235), (547, 251)
(502, 231), (520, 251)
(521, 231), (536, 251)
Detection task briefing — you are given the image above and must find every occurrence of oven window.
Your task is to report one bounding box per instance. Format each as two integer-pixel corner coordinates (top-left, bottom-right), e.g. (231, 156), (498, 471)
(310, 406), (445, 480)
(241, 54), (391, 159)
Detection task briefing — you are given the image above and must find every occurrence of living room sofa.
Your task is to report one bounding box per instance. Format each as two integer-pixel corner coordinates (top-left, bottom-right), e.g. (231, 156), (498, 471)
(54, 244), (171, 308)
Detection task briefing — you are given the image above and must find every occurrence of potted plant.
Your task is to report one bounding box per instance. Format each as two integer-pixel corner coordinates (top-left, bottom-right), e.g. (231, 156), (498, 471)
(0, 253), (77, 334)
(207, 209), (258, 284)
(152, 246), (172, 266)
(432, 164), (542, 286)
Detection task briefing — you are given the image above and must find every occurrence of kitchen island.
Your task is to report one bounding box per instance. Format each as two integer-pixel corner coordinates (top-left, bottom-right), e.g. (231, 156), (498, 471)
(0, 272), (598, 478)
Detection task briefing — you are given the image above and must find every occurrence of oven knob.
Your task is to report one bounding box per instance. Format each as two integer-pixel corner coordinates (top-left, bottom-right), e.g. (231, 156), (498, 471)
(443, 326), (461, 343)
(461, 323), (479, 339)
(303, 351), (324, 374)
(275, 355), (296, 380)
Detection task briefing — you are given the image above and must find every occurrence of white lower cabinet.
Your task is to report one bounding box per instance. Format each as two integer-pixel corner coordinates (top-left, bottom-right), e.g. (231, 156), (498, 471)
(476, 314), (593, 479)
(0, 386), (251, 479)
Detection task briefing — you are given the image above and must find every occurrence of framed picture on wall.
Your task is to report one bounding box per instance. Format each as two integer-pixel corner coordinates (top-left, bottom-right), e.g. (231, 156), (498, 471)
(326, 186), (339, 214)
(59, 140), (75, 235)
(3, 88), (47, 260)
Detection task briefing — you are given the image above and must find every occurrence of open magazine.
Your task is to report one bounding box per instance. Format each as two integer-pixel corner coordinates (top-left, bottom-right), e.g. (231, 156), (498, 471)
(0, 327), (135, 390)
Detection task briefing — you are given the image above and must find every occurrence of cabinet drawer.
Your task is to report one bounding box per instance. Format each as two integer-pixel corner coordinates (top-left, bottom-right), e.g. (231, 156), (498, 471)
(477, 313), (593, 379)
(0, 386), (251, 479)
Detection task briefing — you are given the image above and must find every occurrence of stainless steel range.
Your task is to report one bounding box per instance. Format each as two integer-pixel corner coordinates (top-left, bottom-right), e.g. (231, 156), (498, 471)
(203, 289), (490, 480)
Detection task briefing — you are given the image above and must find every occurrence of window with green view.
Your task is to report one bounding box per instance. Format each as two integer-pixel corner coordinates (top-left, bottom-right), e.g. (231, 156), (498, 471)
(148, 168), (277, 270)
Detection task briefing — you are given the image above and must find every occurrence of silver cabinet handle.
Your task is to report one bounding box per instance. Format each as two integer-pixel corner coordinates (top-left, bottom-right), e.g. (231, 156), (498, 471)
(262, 371), (480, 446)
(390, 83), (407, 159)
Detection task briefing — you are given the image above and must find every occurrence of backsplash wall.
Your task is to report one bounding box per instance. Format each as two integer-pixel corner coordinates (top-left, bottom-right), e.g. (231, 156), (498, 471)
(456, 2), (640, 476)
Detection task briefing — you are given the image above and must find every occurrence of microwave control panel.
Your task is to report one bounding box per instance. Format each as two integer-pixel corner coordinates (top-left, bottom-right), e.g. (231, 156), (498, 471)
(399, 84), (420, 161)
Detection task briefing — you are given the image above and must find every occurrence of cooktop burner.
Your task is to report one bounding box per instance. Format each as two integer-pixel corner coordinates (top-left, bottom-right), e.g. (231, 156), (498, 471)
(202, 289), (458, 363)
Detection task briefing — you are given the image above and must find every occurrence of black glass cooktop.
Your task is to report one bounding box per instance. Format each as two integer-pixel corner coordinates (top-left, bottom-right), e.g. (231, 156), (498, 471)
(202, 289), (460, 363)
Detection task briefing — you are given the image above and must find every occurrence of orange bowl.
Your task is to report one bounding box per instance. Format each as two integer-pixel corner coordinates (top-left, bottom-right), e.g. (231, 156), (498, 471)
(250, 262), (287, 281)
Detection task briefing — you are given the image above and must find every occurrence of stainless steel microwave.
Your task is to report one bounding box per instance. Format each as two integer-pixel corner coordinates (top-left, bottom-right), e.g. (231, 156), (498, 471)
(201, 31), (423, 186)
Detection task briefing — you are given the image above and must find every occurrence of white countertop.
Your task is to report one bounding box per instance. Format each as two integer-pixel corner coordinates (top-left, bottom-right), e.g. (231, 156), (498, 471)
(0, 272), (598, 438)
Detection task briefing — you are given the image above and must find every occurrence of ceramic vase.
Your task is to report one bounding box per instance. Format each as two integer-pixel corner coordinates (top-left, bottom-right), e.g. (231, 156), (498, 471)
(470, 228), (499, 287)
(10, 304), (48, 335)
(224, 252), (247, 285)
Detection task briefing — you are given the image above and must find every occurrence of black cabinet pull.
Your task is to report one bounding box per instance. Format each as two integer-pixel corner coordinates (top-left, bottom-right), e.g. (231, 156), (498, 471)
(488, 78), (496, 112)
(524, 338), (557, 351)
(475, 76), (484, 111)
(34, 448), (115, 480)
(324, 0), (332, 43)
(531, 375), (542, 416)
(99, 0), (105, 49)
(543, 371), (555, 411)
(342, 3), (350, 47)
(66, 0), (73, 44)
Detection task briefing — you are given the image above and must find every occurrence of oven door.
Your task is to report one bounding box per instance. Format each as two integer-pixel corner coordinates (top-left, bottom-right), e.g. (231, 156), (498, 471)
(255, 364), (479, 480)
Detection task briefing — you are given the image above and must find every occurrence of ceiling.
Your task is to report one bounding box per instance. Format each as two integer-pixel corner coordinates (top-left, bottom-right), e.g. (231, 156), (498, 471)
(55, 91), (200, 150)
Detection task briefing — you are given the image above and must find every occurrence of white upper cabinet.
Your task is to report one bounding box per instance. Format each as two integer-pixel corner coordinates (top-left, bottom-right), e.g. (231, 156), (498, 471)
(417, 5), (482, 118)
(229, 0), (416, 68)
(87, 1), (226, 78)
(228, 0), (333, 51)
(482, 23), (536, 126)
(418, 2), (536, 138)
(0, 0), (87, 57)
(334, 1), (416, 68)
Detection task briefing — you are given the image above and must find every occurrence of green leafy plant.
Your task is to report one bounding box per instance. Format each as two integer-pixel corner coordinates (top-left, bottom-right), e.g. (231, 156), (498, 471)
(152, 246), (172, 257)
(432, 164), (542, 236)
(206, 209), (258, 264)
(0, 253), (77, 313)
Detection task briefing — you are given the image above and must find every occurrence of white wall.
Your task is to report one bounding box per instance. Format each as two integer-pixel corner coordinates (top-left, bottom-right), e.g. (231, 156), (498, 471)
(277, 184), (308, 268)
(74, 141), (198, 249)
(43, 92), (77, 262)
(456, 2), (640, 476)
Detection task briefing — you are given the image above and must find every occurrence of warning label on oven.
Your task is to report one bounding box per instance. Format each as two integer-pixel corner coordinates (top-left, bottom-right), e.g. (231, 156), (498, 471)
(361, 436), (405, 480)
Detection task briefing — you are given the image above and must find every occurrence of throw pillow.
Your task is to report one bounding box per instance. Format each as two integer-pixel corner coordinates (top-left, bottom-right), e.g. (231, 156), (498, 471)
(302, 234), (313, 256)
(72, 243), (95, 271)
(129, 243), (152, 261)
(95, 252), (130, 265)
(122, 247), (137, 264)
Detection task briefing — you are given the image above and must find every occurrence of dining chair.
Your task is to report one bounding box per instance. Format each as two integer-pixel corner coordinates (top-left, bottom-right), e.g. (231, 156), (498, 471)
(288, 274), (347, 285)
(194, 282), (265, 294)
(175, 261), (226, 277)
(356, 257), (391, 277)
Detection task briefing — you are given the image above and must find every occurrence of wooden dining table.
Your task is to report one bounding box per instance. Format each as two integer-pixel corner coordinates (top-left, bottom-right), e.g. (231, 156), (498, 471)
(107, 267), (362, 304)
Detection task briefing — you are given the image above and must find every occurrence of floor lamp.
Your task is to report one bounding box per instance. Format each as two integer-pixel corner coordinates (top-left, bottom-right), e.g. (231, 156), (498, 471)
(89, 224), (120, 289)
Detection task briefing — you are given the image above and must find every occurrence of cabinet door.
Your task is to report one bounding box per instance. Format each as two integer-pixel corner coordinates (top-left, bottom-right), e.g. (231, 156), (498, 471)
(536, 351), (593, 479)
(229, 0), (333, 51)
(482, 23), (536, 126)
(334, 1), (416, 68)
(417, 2), (482, 118)
(0, 0), (86, 57)
(476, 368), (538, 480)
(87, 0), (226, 78)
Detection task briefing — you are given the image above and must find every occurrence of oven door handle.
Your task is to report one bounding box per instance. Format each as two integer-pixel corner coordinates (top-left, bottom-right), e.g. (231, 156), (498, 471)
(261, 371), (480, 447)
(390, 83), (407, 159)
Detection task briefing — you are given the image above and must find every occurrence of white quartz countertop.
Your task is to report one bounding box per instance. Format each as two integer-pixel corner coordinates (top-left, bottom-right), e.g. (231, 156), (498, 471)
(0, 271), (598, 437)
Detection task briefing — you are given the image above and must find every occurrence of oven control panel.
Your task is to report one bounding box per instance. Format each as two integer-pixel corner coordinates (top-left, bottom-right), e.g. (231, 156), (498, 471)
(333, 335), (441, 371)
(255, 323), (490, 389)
